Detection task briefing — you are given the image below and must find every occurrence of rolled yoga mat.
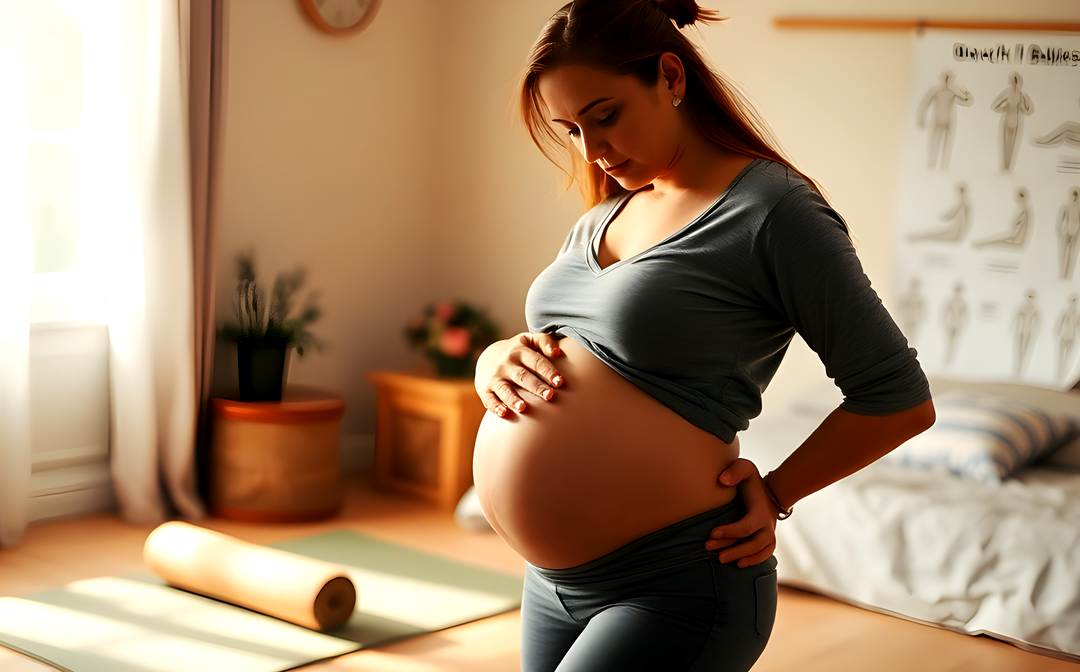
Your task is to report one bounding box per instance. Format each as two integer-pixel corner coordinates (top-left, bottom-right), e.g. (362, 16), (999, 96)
(144, 521), (357, 631)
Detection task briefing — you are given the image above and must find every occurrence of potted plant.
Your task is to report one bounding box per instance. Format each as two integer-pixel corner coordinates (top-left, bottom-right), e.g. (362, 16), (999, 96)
(219, 252), (322, 401)
(404, 301), (499, 377)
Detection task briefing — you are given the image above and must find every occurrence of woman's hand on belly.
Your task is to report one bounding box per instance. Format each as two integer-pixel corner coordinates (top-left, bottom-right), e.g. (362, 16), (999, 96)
(475, 332), (565, 417)
(472, 337), (743, 569)
(704, 459), (778, 567)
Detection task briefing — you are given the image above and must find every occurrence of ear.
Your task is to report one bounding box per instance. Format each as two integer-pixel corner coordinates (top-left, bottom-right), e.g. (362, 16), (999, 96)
(657, 52), (686, 98)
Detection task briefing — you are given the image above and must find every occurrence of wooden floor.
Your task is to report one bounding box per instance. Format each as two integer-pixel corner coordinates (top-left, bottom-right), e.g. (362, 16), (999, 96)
(0, 470), (1077, 672)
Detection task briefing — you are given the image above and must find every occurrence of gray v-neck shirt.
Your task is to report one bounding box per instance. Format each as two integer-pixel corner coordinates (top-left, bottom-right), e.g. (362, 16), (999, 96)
(525, 160), (930, 443)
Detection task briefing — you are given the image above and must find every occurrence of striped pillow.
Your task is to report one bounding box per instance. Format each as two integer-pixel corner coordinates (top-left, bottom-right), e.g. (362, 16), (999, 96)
(884, 391), (1080, 484)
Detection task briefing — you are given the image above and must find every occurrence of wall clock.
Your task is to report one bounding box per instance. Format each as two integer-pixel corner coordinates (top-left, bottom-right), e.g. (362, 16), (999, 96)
(299, 0), (383, 36)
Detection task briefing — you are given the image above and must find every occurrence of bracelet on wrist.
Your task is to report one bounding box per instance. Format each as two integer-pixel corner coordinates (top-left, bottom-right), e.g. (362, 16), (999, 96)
(762, 472), (794, 520)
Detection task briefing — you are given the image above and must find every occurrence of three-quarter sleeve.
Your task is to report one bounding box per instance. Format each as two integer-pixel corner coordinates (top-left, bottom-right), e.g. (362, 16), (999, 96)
(751, 186), (931, 415)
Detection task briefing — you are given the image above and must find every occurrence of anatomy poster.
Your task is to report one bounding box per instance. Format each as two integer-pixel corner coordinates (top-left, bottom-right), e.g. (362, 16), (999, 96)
(892, 30), (1080, 389)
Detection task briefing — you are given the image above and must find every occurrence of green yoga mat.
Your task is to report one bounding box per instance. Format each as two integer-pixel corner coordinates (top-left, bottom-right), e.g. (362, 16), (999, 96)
(0, 530), (524, 672)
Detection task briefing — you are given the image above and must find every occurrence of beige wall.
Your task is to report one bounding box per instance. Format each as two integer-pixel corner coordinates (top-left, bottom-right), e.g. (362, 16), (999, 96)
(215, 0), (443, 464)
(216, 0), (1080, 465)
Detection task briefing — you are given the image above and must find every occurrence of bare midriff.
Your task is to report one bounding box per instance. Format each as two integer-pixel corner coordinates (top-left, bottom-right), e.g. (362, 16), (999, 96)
(472, 337), (740, 570)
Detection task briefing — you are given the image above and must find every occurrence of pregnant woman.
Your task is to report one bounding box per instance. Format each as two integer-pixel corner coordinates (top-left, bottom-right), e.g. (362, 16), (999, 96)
(472, 2), (936, 670)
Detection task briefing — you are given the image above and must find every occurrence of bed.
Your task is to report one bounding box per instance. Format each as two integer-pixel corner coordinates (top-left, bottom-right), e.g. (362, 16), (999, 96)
(739, 377), (1080, 662)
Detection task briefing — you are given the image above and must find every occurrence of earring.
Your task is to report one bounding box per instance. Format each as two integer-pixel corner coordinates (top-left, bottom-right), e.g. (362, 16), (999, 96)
(672, 95), (682, 107)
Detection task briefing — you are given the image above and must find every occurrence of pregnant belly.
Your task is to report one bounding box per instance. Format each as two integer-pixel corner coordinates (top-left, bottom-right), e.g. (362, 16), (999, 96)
(472, 337), (740, 569)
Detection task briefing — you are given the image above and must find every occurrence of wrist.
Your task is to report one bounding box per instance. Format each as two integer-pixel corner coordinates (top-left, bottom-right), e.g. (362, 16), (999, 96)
(762, 472), (794, 520)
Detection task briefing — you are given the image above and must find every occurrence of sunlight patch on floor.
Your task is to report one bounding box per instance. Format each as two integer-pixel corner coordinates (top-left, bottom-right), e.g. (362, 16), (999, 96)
(67, 577), (354, 656)
(0, 576), (361, 672)
(346, 568), (515, 630)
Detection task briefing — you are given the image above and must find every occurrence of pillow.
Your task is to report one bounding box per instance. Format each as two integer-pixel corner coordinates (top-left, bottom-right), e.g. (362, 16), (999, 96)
(882, 391), (1080, 484)
(1043, 433), (1080, 470)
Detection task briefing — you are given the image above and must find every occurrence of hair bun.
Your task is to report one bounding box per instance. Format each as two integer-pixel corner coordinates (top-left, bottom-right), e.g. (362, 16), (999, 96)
(656, 0), (699, 28)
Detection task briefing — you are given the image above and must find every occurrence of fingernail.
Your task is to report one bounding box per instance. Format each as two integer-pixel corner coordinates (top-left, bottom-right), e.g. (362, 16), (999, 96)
(552, 375), (563, 386)
(542, 389), (553, 400)
(495, 405), (506, 417)
(514, 401), (525, 412)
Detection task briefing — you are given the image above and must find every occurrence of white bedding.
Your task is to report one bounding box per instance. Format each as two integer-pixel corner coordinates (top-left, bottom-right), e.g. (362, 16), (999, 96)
(740, 390), (1080, 662)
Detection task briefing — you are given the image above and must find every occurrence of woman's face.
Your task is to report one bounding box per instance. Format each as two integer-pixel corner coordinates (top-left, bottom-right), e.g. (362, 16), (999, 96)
(538, 62), (683, 192)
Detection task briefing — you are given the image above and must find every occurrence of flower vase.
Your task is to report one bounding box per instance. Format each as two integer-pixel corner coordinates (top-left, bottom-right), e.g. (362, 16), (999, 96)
(238, 343), (291, 401)
(431, 353), (474, 378)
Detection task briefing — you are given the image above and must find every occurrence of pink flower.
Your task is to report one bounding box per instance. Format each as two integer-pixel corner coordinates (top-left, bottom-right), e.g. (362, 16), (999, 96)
(434, 301), (456, 322)
(439, 327), (471, 358)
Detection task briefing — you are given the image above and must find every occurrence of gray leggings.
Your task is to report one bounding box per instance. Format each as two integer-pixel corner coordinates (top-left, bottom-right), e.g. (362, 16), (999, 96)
(521, 499), (777, 672)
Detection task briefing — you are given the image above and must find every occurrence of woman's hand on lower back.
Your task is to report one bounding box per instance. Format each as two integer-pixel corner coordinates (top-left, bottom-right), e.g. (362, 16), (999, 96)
(475, 332), (564, 418)
(704, 458), (780, 567)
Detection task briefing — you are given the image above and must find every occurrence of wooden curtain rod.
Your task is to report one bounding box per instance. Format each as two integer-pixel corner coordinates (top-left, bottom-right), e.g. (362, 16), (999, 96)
(774, 17), (1080, 33)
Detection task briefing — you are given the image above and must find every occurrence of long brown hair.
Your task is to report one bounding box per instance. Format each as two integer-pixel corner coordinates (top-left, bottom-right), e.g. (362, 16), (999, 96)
(519, 0), (817, 209)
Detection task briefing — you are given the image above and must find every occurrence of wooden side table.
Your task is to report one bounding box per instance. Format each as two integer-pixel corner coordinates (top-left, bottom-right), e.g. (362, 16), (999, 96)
(210, 386), (346, 523)
(366, 370), (485, 510)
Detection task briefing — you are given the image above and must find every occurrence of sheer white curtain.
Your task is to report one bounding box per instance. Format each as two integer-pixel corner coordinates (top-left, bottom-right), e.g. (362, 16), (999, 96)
(81, 0), (205, 525)
(0, 0), (204, 547)
(0, 5), (33, 548)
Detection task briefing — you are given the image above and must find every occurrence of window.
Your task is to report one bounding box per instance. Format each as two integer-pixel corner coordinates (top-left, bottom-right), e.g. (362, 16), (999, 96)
(10, 0), (106, 324)
(3, 0), (114, 520)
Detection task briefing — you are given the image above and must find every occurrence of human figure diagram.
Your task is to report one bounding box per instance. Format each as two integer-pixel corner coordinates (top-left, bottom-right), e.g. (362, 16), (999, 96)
(1034, 97), (1080, 149)
(972, 188), (1030, 250)
(896, 277), (926, 343)
(991, 71), (1034, 171)
(1012, 291), (1040, 378)
(917, 70), (974, 170)
(942, 282), (968, 366)
(1055, 294), (1080, 382)
(1058, 186), (1080, 281)
(908, 183), (970, 243)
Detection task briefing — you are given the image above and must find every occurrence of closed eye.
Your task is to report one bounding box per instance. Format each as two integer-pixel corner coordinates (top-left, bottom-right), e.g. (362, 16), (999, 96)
(564, 109), (617, 139)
